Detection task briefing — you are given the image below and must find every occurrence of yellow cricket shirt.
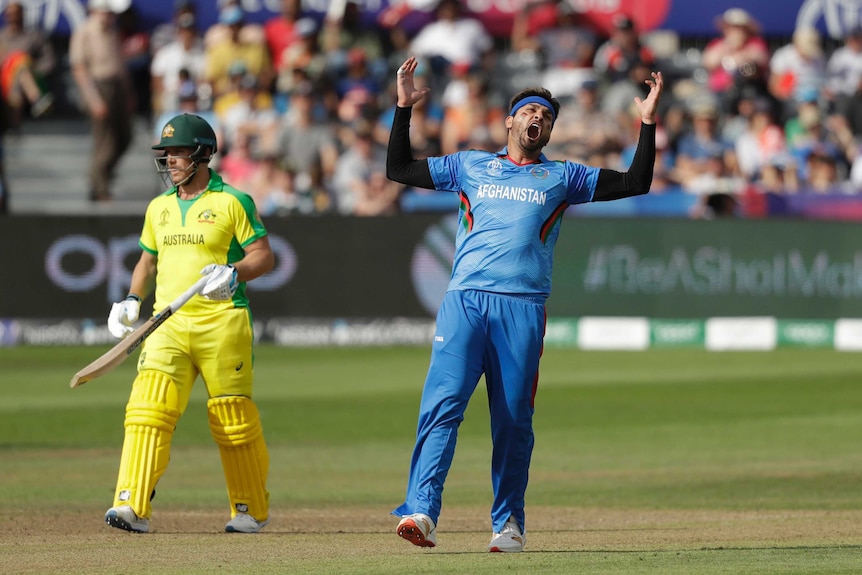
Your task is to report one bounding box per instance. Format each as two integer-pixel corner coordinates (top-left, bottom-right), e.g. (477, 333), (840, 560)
(139, 169), (267, 317)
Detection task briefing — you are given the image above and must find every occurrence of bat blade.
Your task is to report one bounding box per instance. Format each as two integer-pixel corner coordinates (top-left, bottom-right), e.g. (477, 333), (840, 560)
(69, 308), (173, 388)
(70, 276), (209, 389)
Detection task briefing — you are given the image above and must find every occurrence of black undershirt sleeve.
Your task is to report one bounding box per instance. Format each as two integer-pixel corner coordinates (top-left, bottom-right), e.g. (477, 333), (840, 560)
(593, 122), (656, 202)
(386, 105), (435, 189)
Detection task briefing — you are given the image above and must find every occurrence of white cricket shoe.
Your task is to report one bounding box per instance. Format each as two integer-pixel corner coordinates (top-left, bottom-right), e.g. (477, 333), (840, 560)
(396, 513), (437, 547)
(104, 505), (149, 533)
(225, 512), (270, 533)
(488, 516), (525, 552)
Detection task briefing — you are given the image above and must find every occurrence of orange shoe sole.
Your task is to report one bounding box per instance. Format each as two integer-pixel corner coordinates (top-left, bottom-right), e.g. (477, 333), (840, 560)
(397, 518), (436, 547)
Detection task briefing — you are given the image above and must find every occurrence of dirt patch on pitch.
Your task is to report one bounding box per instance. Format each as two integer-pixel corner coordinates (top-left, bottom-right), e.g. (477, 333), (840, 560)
(0, 507), (862, 575)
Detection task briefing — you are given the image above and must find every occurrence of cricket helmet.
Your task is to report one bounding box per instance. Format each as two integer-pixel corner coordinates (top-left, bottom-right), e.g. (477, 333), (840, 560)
(153, 113), (218, 156)
(153, 114), (217, 186)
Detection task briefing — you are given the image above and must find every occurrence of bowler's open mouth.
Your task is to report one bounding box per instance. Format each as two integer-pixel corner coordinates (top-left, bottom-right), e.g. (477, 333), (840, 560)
(527, 122), (541, 141)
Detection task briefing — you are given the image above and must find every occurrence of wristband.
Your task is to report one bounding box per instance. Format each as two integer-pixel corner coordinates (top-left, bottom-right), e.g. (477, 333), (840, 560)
(124, 294), (141, 303)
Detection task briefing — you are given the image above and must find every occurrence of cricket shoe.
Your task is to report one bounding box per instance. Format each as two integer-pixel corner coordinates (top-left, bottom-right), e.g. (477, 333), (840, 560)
(225, 513), (270, 533)
(488, 516), (525, 552)
(105, 505), (149, 533)
(397, 513), (437, 547)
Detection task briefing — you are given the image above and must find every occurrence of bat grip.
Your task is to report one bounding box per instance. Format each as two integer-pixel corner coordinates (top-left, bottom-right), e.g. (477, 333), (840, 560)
(169, 275), (211, 313)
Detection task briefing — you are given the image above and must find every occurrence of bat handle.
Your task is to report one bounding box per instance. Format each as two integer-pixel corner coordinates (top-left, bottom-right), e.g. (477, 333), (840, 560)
(169, 275), (211, 313)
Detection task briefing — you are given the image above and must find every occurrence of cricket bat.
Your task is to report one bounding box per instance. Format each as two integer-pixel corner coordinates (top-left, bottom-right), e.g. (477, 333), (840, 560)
(70, 276), (210, 389)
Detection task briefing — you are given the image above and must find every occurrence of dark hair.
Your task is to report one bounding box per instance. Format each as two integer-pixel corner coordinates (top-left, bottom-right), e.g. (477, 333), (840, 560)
(509, 88), (560, 118)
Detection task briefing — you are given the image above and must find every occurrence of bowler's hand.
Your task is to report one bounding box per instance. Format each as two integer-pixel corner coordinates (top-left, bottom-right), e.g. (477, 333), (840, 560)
(634, 71), (664, 125)
(395, 56), (430, 108)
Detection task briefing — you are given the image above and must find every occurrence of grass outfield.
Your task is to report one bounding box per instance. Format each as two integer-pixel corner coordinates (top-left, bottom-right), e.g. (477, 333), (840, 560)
(2, 345), (862, 574)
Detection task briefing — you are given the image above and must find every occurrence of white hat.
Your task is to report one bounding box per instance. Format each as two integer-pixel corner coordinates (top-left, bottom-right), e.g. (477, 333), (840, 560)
(716, 8), (759, 33)
(89, 0), (131, 13)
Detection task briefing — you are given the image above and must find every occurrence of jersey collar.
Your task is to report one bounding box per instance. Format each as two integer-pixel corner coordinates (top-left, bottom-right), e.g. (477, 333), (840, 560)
(168, 168), (224, 195)
(497, 146), (548, 164)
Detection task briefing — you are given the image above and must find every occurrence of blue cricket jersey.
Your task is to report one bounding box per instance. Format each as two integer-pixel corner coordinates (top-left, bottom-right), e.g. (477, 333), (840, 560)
(427, 147), (600, 298)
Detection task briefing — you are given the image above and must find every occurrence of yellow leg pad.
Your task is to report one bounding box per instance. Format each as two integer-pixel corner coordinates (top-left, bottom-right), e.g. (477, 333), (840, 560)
(113, 370), (180, 519)
(208, 396), (270, 521)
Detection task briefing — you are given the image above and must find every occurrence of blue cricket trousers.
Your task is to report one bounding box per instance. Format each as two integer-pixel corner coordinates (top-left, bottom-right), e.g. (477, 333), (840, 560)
(393, 289), (546, 534)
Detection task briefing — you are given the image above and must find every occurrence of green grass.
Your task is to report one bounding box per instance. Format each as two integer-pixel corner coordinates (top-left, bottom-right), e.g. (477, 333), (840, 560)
(2, 345), (862, 574)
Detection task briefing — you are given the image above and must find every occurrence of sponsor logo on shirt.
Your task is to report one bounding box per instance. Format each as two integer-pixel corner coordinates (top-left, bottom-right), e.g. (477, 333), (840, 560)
(476, 183), (547, 205)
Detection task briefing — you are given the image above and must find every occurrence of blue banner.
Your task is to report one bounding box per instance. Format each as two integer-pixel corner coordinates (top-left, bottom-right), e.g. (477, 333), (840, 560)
(11, 0), (862, 39)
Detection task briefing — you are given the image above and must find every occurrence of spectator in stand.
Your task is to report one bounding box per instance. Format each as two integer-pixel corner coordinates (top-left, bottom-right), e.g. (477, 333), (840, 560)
(355, 171), (403, 216)
(332, 121), (384, 214)
(0, 0), (55, 123)
(684, 145), (746, 218)
(769, 27), (827, 121)
(702, 8), (770, 112)
(220, 73), (279, 156)
(601, 58), (654, 127)
(784, 90), (854, 182)
(205, 3), (272, 98)
(263, 0), (304, 75)
(275, 17), (329, 102)
(275, 81), (339, 213)
(117, 4), (150, 119)
(150, 0), (195, 55)
(510, 0), (560, 54)
(719, 83), (763, 143)
(545, 76), (625, 163)
(593, 14), (655, 85)
(205, 0), (266, 51)
(512, 0), (597, 82)
(408, 0), (493, 88)
(0, 95), (7, 213)
(246, 153), (300, 216)
(322, 0), (387, 84)
(439, 71), (506, 155)
(377, 0), (441, 29)
(848, 145), (862, 191)
(734, 98), (787, 181)
(760, 156), (799, 194)
(219, 128), (260, 192)
(335, 47), (382, 125)
(69, 0), (135, 202)
(799, 146), (853, 194)
(835, 64), (862, 138)
(826, 27), (862, 111)
(535, 7), (598, 100)
(674, 100), (736, 188)
(150, 12), (205, 117)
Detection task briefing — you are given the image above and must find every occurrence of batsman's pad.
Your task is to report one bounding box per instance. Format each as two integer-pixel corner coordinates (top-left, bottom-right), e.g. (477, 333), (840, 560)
(208, 396), (270, 522)
(113, 370), (181, 519)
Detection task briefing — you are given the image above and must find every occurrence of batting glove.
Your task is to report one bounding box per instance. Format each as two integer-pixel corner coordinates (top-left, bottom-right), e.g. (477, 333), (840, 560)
(200, 264), (238, 301)
(108, 295), (141, 339)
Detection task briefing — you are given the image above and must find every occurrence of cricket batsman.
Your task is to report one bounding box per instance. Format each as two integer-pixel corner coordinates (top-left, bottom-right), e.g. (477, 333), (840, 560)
(103, 113), (275, 533)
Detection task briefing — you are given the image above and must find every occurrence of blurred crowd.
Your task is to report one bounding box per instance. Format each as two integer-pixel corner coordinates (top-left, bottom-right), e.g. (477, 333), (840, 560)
(2, 0), (862, 217)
